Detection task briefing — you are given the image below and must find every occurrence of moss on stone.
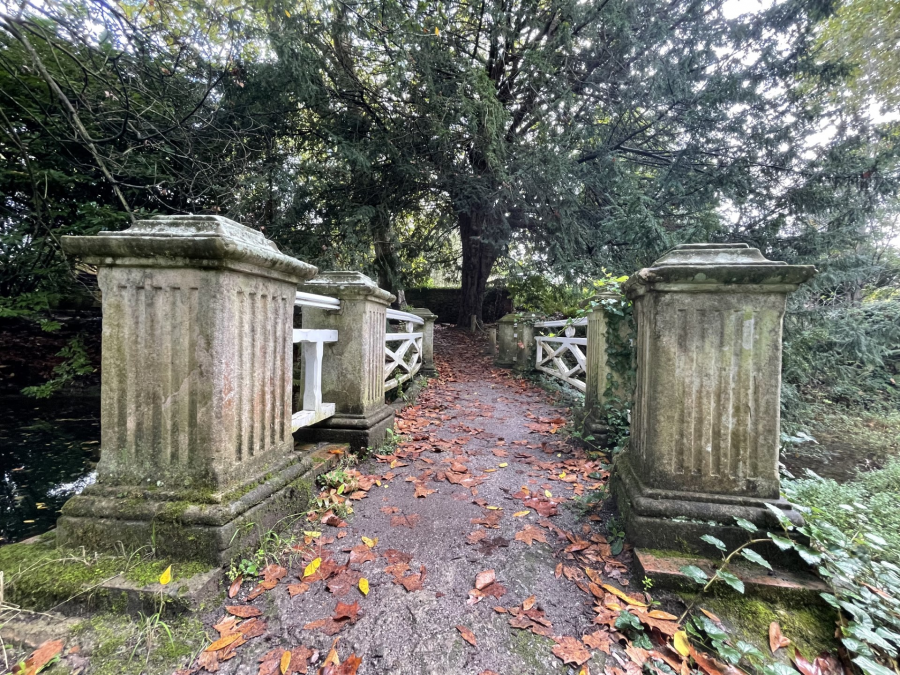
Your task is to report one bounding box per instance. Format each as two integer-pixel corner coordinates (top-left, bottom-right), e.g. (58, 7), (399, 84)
(70, 613), (205, 675)
(700, 594), (838, 661)
(0, 535), (212, 611)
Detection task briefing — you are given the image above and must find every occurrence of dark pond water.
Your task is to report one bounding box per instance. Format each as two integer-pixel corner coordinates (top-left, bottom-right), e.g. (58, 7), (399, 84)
(0, 397), (100, 544)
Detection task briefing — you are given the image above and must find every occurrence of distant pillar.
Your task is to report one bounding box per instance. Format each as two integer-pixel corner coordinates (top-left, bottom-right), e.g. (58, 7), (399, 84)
(295, 272), (395, 452)
(495, 313), (518, 368)
(57, 215), (322, 563)
(514, 313), (540, 372)
(614, 244), (816, 555)
(582, 293), (622, 444)
(409, 308), (438, 376)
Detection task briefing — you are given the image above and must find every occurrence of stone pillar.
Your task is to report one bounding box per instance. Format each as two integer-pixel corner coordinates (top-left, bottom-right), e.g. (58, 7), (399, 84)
(614, 243), (816, 555)
(294, 272), (396, 452)
(495, 313), (518, 368)
(409, 308), (437, 376)
(57, 215), (329, 563)
(582, 293), (620, 443)
(514, 313), (540, 373)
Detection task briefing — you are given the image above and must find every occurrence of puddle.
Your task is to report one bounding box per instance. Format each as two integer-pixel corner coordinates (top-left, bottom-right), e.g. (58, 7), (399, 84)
(0, 397), (100, 544)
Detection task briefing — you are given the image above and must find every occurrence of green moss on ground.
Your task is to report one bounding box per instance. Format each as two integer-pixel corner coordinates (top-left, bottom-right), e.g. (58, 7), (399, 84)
(0, 534), (212, 610)
(509, 629), (555, 673)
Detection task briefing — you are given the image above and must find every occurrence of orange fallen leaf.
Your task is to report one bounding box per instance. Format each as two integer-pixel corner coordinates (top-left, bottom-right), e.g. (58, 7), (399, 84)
(552, 636), (591, 666)
(206, 632), (244, 652)
(226, 605), (262, 618)
(457, 625), (477, 647)
(769, 622), (791, 654)
(229, 575), (243, 598)
(475, 569), (496, 590)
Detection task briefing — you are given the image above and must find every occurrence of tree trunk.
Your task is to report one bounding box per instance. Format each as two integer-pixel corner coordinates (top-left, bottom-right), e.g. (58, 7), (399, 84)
(457, 211), (500, 326)
(371, 208), (404, 306)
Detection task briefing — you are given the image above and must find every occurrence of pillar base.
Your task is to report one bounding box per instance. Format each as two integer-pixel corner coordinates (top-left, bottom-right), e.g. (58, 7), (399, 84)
(294, 406), (395, 453)
(56, 443), (342, 565)
(612, 453), (806, 566)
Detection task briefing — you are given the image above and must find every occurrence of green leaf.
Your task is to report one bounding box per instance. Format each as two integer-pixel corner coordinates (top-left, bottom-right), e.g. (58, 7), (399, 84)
(764, 503), (794, 529)
(853, 656), (897, 675)
(741, 548), (773, 570)
(734, 517), (757, 532)
(680, 565), (709, 585)
(768, 533), (796, 551)
(716, 570), (745, 594)
(700, 534), (727, 551)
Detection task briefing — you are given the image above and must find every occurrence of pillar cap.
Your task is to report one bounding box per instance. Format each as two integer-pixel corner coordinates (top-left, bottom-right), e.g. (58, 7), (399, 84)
(61, 215), (317, 282)
(624, 243), (816, 298)
(408, 307), (437, 320)
(299, 271), (395, 305)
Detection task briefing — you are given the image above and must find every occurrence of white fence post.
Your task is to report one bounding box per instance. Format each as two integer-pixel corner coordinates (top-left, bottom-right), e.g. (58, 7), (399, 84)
(409, 308), (437, 375)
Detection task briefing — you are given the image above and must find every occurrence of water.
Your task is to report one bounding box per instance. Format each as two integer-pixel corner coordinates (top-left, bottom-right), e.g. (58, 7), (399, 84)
(0, 397), (100, 544)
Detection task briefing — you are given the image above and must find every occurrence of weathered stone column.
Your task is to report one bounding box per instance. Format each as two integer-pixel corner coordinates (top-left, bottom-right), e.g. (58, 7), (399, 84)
(495, 313), (518, 368)
(57, 215), (328, 563)
(614, 243), (816, 554)
(514, 313), (540, 373)
(409, 308), (438, 376)
(582, 293), (621, 443)
(294, 272), (395, 452)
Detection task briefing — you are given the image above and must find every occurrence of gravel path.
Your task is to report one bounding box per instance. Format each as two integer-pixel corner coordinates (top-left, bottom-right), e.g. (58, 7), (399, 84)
(195, 328), (636, 675)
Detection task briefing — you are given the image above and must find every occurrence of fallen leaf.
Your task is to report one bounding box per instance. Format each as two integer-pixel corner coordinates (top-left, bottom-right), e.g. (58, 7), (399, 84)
(348, 545), (376, 564)
(226, 605), (262, 618)
(359, 578), (369, 596)
(602, 584), (648, 607)
(513, 510), (531, 517)
(475, 569), (496, 590)
(303, 558), (322, 578)
(769, 622), (791, 653)
(583, 630), (612, 654)
(288, 582), (310, 597)
(552, 636), (591, 666)
(333, 600), (360, 623)
(206, 633), (244, 653)
(700, 608), (722, 624)
(689, 644), (728, 675)
(280, 650), (292, 675)
(12, 639), (64, 675)
(522, 595), (536, 611)
(457, 625), (477, 647)
(361, 536), (377, 548)
(673, 631), (691, 657)
(390, 514), (421, 528)
(159, 565), (172, 585)
(229, 575), (243, 598)
(515, 524), (548, 546)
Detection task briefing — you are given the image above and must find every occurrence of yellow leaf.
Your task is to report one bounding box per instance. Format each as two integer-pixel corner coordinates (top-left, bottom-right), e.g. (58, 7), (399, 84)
(559, 472), (566, 478)
(303, 557), (322, 578)
(513, 510), (530, 517)
(390, 459), (398, 468)
(498, 463), (508, 468)
(544, 490), (553, 498)
(375, 480), (382, 487)
(362, 536), (377, 548)
(601, 583), (648, 607)
(435, 26), (440, 35)
(673, 630), (690, 656)
(303, 531), (321, 538)
(159, 565), (172, 585)
(483, 468), (497, 473)
(486, 506), (500, 510)
(280, 650), (292, 674)
(359, 578), (369, 596)
(284, 9), (291, 17)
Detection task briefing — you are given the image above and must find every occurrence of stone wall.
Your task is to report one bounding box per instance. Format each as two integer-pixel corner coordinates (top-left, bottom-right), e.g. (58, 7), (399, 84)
(404, 287), (512, 324)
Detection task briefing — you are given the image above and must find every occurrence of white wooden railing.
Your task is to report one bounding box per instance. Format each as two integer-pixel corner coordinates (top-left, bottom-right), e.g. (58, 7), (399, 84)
(534, 317), (588, 392)
(385, 308), (424, 391)
(292, 292), (340, 430)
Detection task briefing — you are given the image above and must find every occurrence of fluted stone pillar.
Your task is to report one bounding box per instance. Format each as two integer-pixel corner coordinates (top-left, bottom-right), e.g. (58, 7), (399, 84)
(582, 293), (622, 444)
(513, 313), (540, 373)
(614, 243), (816, 554)
(409, 308), (438, 375)
(57, 215), (331, 563)
(495, 313), (518, 368)
(294, 272), (395, 452)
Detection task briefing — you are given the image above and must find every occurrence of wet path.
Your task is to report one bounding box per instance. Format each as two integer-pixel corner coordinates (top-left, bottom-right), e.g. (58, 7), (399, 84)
(188, 329), (649, 675)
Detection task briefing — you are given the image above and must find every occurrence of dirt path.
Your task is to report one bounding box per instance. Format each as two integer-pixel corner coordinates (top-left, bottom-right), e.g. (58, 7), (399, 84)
(191, 329), (648, 675)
